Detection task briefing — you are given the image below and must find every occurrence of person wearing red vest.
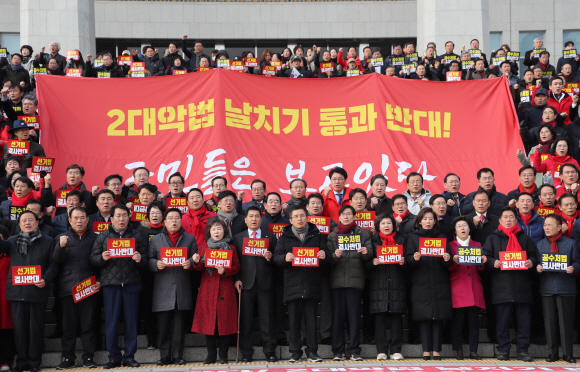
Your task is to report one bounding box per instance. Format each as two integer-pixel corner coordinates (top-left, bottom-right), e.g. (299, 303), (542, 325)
(322, 167), (352, 222)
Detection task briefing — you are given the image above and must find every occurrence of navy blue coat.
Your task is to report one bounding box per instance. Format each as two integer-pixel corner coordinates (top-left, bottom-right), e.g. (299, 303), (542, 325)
(516, 209), (545, 244)
(536, 235), (580, 295)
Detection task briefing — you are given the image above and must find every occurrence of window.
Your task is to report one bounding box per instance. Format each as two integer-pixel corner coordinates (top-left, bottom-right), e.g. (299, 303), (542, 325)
(490, 32), (501, 53)
(563, 30), (580, 50)
(1, 34), (20, 56)
(519, 31), (544, 74)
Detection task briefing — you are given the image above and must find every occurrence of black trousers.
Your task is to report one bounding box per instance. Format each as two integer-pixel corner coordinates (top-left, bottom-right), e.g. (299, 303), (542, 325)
(331, 288), (362, 355)
(375, 312), (403, 354)
(60, 294), (98, 360)
(239, 285), (276, 357)
(0, 329), (16, 366)
(542, 295), (575, 357)
(496, 302), (531, 353)
(481, 272), (496, 341)
(319, 276), (332, 339)
(206, 323), (229, 360)
(11, 301), (45, 369)
(139, 271), (156, 345)
(157, 309), (186, 360)
(451, 306), (480, 353)
(288, 299), (318, 355)
(272, 277), (287, 340)
(420, 320), (442, 352)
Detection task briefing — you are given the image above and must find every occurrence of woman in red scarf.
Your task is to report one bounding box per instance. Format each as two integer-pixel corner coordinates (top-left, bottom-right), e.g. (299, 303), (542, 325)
(182, 188), (217, 246)
(533, 138), (580, 186)
(528, 123), (556, 168)
(0, 176), (41, 220)
(368, 214), (406, 361)
(404, 208), (452, 360)
(448, 216), (486, 360)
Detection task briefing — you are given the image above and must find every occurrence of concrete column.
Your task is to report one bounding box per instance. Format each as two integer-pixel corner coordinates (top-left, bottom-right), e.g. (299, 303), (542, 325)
(417, 0), (489, 57)
(20, 0), (95, 56)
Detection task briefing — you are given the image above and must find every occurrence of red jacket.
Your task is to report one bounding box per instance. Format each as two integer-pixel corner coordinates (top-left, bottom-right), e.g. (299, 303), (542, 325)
(532, 89), (574, 125)
(448, 239), (485, 310)
(336, 52), (364, 72)
(182, 207), (217, 246)
(191, 242), (240, 335)
(532, 152), (580, 186)
(0, 253), (13, 329)
(322, 187), (352, 222)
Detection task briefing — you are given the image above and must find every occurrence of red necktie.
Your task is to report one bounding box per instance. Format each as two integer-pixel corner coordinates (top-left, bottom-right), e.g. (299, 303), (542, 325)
(300, 233), (303, 239)
(252, 231), (257, 239)
(480, 215), (485, 224)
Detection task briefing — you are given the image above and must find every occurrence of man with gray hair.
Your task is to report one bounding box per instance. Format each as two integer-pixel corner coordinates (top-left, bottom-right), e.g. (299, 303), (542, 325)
(85, 53), (129, 78)
(39, 42), (66, 71)
(524, 37), (544, 68)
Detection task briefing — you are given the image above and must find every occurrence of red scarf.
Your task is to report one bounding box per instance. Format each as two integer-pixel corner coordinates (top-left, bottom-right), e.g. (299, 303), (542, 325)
(168, 230), (181, 247)
(150, 222), (163, 229)
(186, 206), (207, 228)
(560, 210), (580, 237)
(379, 232), (397, 246)
(539, 62), (548, 70)
(553, 154), (572, 165)
(393, 210), (409, 220)
(519, 211), (532, 226)
(548, 232), (563, 253)
(498, 224), (522, 251)
(11, 192), (35, 207)
(132, 184), (139, 194)
(540, 122), (556, 130)
(519, 183), (536, 195)
(337, 221), (357, 235)
(66, 183), (82, 192)
(114, 195), (121, 204)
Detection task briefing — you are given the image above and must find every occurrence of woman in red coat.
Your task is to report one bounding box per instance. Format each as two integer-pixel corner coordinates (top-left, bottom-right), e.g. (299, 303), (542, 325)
(448, 216), (486, 360)
(533, 137), (580, 186)
(192, 218), (240, 364)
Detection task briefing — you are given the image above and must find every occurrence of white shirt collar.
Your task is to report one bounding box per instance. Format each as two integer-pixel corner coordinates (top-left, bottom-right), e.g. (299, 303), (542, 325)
(476, 211), (487, 218)
(248, 228), (261, 238)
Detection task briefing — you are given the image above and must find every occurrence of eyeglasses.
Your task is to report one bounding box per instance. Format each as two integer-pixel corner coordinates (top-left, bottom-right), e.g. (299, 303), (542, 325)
(169, 182), (183, 186)
(352, 197), (366, 202)
(108, 183), (122, 187)
(165, 217), (181, 221)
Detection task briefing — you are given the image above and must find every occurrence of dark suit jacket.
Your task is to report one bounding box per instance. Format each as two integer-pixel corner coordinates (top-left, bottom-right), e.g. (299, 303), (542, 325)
(467, 210), (499, 246)
(232, 229), (277, 290)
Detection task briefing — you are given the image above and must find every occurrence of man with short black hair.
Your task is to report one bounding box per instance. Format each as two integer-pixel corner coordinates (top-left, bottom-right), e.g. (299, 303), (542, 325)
(104, 175), (128, 206)
(51, 190), (84, 235)
(283, 179), (308, 219)
(122, 167), (161, 202)
(533, 51), (556, 78)
(88, 189), (116, 232)
(131, 46), (164, 77)
(507, 166), (540, 205)
(442, 173), (465, 221)
(322, 167), (351, 222)
(204, 176), (227, 213)
(236, 179), (267, 215)
(464, 168), (508, 216)
(181, 36), (210, 70)
(162, 172), (186, 208)
(556, 164), (580, 200)
(366, 174), (393, 216)
(403, 172), (431, 215)
(532, 76), (577, 125)
(556, 41), (579, 76)
(391, 194), (416, 241)
(536, 184), (558, 214)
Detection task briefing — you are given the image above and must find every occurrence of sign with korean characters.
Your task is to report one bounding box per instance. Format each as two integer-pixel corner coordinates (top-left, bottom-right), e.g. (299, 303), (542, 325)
(244, 57), (258, 67)
(469, 49), (482, 58)
(402, 64), (416, 73)
(198, 67), (211, 72)
(66, 68), (82, 77)
(563, 83), (580, 95)
(320, 62), (334, 73)
(419, 238), (446, 257)
(167, 197), (189, 213)
(336, 234), (362, 252)
(56, 190), (69, 207)
(0, 48), (7, 57)
(92, 221), (110, 234)
(491, 56), (506, 66)
(9, 205), (26, 221)
(118, 56), (132, 66)
(541, 253), (568, 272)
(507, 51), (520, 61)
(376, 245), (403, 264)
(370, 57), (383, 67)
(391, 56), (405, 66)
(500, 251), (527, 270)
(308, 216), (330, 234)
(242, 238), (269, 256)
(269, 61), (282, 70)
(563, 49), (577, 59)
(18, 115), (40, 130)
(12, 266), (41, 285)
(355, 211), (375, 229)
(160, 247), (188, 266)
(72, 276), (98, 303)
(457, 246), (482, 265)
(205, 249), (232, 268)
(533, 48), (546, 56)
(93, 58), (104, 68)
(262, 65), (276, 76)
(461, 60), (472, 70)
(33, 67), (47, 75)
(446, 71), (461, 81)
(173, 70), (186, 75)
(346, 69), (361, 77)
(131, 204), (148, 221)
(534, 206), (555, 217)
(32, 157), (54, 173)
(520, 89), (531, 103)
(406, 52), (419, 62)
(230, 60), (244, 72)
(268, 224), (288, 239)
(217, 59), (230, 69)
(107, 238), (135, 258)
(97, 71), (110, 78)
(8, 140), (29, 156)
(292, 247), (319, 267)
(66, 50), (80, 61)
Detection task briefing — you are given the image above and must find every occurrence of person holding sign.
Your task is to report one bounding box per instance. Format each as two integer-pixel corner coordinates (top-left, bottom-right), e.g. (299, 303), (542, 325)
(533, 138), (579, 186)
(368, 214), (406, 360)
(182, 188), (217, 247)
(232, 206), (278, 362)
(482, 207), (537, 362)
(327, 205), (372, 361)
(283, 56), (313, 78)
(148, 208), (196, 366)
(536, 213), (580, 363)
(0, 210), (57, 372)
(51, 190), (83, 235)
(64, 50), (86, 77)
(557, 42), (579, 75)
(2, 120), (45, 169)
(314, 49), (339, 79)
(89, 205), (147, 369)
(273, 205), (329, 363)
(0, 176), (41, 222)
(404, 208), (452, 360)
(524, 38), (544, 68)
(0, 54), (30, 86)
(131, 46), (165, 77)
(42, 164), (94, 217)
(53, 207), (99, 369)
(448, 216), (486, 360)
(191, 219), (240, 364)
(127, 183), (158, 229)
(85, 53), (129, 78)
(162, 172), (187, 209)
(122, 167), (162, 202)
(88, 189), (115, 233)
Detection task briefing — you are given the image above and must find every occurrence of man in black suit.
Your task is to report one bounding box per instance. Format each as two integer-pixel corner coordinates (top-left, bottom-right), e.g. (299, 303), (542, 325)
(467, 190), (500, 246)
(233, 206), (278, 362)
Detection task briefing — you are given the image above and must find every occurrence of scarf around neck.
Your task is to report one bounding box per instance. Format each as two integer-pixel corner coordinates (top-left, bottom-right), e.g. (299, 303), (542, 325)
(498, 224), (522, 251)
(11, 64), (23, 71)
(292, 224), (309, 242)
(17, 228), (42, 256)
(379, 231), (397, 246)
(203, 237), (231, 275)
(217, 209), (238, 238)
(337, 221), (357, 235)
(289, 196), (306, 206)
(456, 235), (471, 247)
(548, 232), (563, 253)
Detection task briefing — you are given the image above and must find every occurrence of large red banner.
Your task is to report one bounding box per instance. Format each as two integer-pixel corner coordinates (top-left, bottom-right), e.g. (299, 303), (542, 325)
(36, 71), (521, 197)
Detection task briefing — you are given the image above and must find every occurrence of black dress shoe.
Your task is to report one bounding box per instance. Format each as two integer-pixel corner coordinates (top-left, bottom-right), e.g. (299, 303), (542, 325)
(432, 355), (441, 361)
(456, 351), (463, 360)
(320, 337), (331, 345)
(30, 367), (40, 372)
(423, 355), (431, 361)
(546, 354), (559, 363)
(177, 359), (186, 365)
(265, 352), (278, 362)
(219, 358), (228, 364)
(241, 356), (252, 363)
(122, 359), (140, 368)
(157, 359), (171, 366)
(565, 356), (577, 364)
(203, 357), (216, 364)
(104, 361), (121, 369)
(497, 352), (509, 361)
(518, 352), (533, 362)
(470, 353), (482, 360)
(277, 338), (289, 346)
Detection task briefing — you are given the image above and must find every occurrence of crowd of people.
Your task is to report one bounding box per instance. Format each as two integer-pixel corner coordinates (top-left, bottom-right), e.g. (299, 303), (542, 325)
(1, 35), (580, 371)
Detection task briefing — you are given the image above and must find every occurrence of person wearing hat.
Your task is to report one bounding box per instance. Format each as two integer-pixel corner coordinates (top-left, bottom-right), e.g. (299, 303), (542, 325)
(283, 56), (313, 78)
(1, 119), (45, 169)
(522, 87), (550, 129)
